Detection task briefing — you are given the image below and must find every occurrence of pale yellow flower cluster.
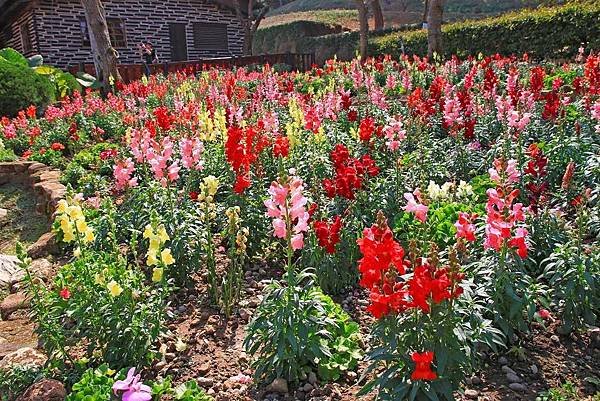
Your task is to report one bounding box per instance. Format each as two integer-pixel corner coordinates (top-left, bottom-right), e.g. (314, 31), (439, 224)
(198, 176), (219, 221)
(143, 224), (174, 282)
(285, 97), (305, 147)
(226, 206), (248, 254)
(56, 199), (95, 245)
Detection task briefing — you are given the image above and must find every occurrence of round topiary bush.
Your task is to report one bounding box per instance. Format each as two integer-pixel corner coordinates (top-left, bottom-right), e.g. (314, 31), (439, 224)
(0, 59), (55, 118)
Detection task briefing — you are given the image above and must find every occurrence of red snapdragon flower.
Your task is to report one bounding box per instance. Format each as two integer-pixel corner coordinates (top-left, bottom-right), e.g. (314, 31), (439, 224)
(59, 287), (71, 300)
(51, 142), (65, 151)
(314, 215), (342, 254)
(273, 135), (290, 158)
(411, 351), (437, 381)
(153, 106), (175, 131)
(358, 117), (376, 142)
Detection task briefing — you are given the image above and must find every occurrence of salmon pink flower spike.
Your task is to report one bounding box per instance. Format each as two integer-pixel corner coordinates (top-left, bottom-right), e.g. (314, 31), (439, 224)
(264, 176), (309, 250)
(404, 192), (428, 222)
(114, 158), (138, 191)
(112, 367), (152, 401)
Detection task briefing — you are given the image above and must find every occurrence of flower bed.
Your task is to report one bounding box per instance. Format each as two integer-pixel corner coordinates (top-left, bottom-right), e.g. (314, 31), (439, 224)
(0, 52), (599, 401)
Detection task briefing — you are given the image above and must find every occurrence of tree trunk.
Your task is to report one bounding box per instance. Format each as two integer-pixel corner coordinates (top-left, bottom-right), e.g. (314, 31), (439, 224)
(422, 0), (429, 28)
(80, 0), (121, 88)
(355, 0), (368, 62)
(242, 21), (252, 55)
(370, 0), (384, 31)
(427, 0), (443, 58)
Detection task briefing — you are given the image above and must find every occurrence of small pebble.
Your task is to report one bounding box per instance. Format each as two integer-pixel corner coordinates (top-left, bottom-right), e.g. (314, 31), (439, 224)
(498, 356), (508, 365)
(506, 372), (522, 383)
(501, 366), (516, 375)
(530, 364), (538, 374)
(509, 382), (527, 392)
(464, 389), (479, 399)
(550, 335), (560, 343)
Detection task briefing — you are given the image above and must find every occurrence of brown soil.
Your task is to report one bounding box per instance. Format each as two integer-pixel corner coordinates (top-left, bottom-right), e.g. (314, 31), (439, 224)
(0, 318), (37, 358)
(147, 256), (600, 401)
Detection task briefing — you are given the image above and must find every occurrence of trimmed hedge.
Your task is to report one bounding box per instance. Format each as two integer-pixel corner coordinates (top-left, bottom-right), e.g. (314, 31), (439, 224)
(0, 59), (55, 118)
(255, 3), (599, 64)
(253, 20), (345, 55)
(372, 2), (600, 59)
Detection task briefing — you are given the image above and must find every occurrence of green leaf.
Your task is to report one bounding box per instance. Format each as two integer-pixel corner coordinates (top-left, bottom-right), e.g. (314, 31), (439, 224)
(0, 48), (28, 66)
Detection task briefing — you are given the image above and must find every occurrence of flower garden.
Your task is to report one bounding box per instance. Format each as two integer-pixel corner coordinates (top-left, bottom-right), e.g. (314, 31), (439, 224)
(0, 51), (599, 401)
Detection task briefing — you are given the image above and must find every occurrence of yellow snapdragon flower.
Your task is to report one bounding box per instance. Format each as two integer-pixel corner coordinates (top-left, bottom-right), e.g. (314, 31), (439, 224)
(161, 248), (175, 265)
(107, 280), (123, 297)
(152, 267), (163, 282)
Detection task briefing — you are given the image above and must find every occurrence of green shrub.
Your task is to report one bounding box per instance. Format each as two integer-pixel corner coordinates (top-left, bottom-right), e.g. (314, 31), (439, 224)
(0, 59), (54, 117)
(371, 3), (600, 59)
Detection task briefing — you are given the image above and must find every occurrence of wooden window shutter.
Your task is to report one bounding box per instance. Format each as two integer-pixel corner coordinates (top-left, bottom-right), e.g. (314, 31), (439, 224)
(193, 22), (228, 51)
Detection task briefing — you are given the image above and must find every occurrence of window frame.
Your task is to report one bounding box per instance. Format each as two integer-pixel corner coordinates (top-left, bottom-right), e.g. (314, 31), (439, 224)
(78, 17), (127, 49)
(19, 22), (32, 53)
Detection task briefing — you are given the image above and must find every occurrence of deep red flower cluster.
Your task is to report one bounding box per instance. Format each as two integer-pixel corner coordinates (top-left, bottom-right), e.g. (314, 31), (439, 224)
(358, 117), (377, 142)
(313, 215), (342, 254)
(357, 217), (464, 319)
(322, 144), (379, 199)
(273, 135), (290, 158)
(153, 106), (176, 131)
(100, 148), (118, 161)
(524, 144), (548, 213)
(50, 142), (65, 151)
(411, 351), (437, 381)
(225, 125), (269, 193)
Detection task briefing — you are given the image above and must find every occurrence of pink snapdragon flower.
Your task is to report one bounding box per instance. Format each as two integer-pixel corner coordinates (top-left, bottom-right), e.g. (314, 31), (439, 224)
(383, 116), (406, 151)
(264, 176), (309, 250)
(403, 191), (428, 223)
(112, 368), (152, 401)
(179, 137), (204, 170)
(489, 158), (520, 185)
(114, 158), (138, 190)
(455, 212), (476, 242)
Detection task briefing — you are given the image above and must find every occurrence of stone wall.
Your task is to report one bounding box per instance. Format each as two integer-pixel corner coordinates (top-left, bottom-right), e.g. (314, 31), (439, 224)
(34, 0), (244, 69)
(0, 161), (66, 217)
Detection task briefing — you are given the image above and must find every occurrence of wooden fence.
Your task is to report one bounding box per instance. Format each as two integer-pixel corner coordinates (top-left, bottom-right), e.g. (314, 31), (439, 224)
(69, 52), (315, 83)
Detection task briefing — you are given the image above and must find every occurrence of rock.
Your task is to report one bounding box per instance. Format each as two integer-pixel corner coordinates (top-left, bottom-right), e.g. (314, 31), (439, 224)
(177, 305), (187, 313)
(0, 254), (23, 289)
(239, 308), (250, 322)
(530, 364), (538, 374)
(0, 292), (29, 319)
(498, 356), (508, 365)
(28, 259), (54, 281)
(0, 208), (7, 222)
(506, 372), (522, 383)
(0, 347), (47, 370)
(303, 383), (313, 392)
(471, 376), (482, 385)
(590, 328), (600, 349)
(198, 362), (211, 375)
(346, 371), (357, 380)
(308, 371), (317, 385)
(509, 383), (527, 392)
(550, 335), (560, 343)
(464, 389), (479, 399)
(197, 377), (214, 388)
(266, 378), (288, 394)
(16, 379), (66, 401)
(27, 233), (58, 259)
(501, 366), (516, 375)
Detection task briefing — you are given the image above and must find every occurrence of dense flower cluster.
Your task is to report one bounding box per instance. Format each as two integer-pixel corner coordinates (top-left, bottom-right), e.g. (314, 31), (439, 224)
(357, 213), (463, 319)
(485, 159), (528, 258)
(322, 144), (379, 199)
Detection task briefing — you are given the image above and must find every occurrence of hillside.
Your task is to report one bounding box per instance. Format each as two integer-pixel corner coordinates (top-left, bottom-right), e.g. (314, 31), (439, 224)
(263, 0), (545, 31)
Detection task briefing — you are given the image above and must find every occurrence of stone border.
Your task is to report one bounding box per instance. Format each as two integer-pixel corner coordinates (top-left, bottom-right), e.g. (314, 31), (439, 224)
(0, 161), (66, 217)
